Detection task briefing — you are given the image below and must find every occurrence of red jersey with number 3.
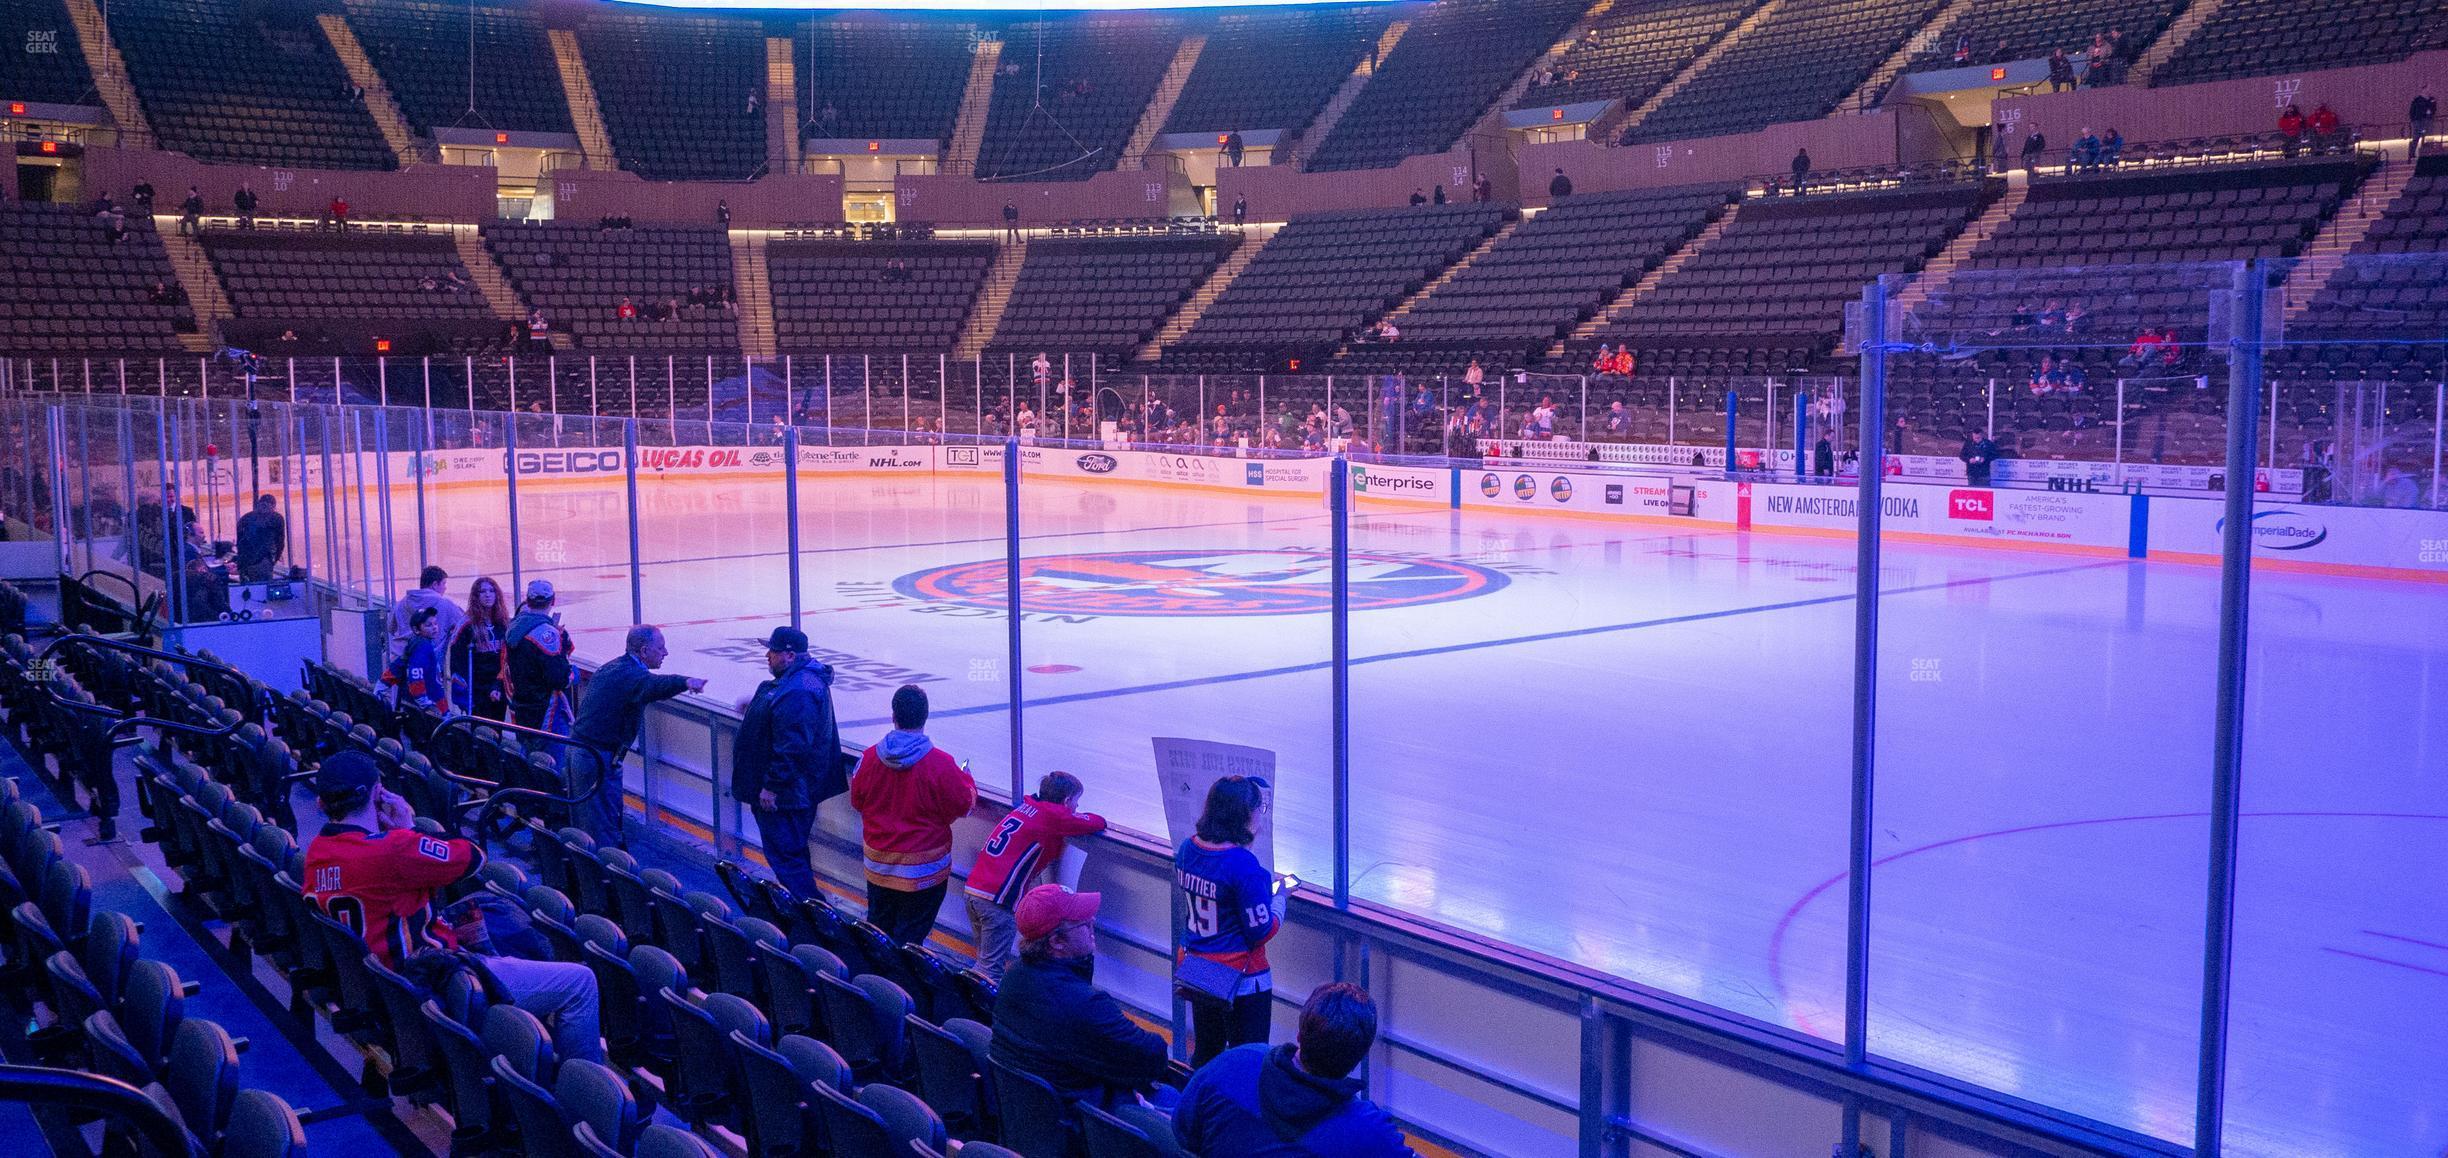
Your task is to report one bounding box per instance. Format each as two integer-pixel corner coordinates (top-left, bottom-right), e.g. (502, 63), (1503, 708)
(303, 824), (485, 965)
(964, 797), (1107, 908)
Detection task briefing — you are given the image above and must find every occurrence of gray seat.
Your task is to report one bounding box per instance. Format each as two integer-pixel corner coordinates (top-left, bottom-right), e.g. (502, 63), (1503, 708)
(222, 1089), (306, 1158)
(816, 971), (912, 1082)
(162, 1016), (241, 1147)
(492, 1052), (574, 1158)
(731, 1030), (852, 1158)
(554, 1058), (639, 1157)
(907, 1014), (993, 1138)
(483, 1002), (557, 1084)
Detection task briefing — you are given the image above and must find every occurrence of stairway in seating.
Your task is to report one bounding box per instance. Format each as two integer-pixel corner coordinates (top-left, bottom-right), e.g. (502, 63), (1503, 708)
(1835, 0), (1981, 114)
(1469, 0), (1618, 140)
(953, 237), (1030, 360)
(546, 28), (619, 169)
(945, 39), (1003, 176)
(2128, 0), (2234, 86)
(1136, 224), (1275, 362)
(1381, 218), (1521, 324)
(450, 227), (527, 324)
(765, 37), (802, 175)
(61, 0), (151, 148)
(154, 226), (232, 354)
(2280, 158), (2415, 321)
(1546, 204), (1739, 360)
(1121, 34), (1206, 168)
(317, 13), (430, 166)
(730, 231), (777, 358)
(1280, 20), (1408, 169)
(1615, 0), (1781, 140)
(1885, 176), (2027, 330)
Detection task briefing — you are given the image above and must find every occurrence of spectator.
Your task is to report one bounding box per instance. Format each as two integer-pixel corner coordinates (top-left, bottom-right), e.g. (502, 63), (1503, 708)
(2308, 102), (2342, 153)
(131, 180), (154, 211)
(570, 626), (705, 847)
(2047, 48), (2075, 92)
(2020, 128), (2047, 171)
(104, 210), (127, 244)
(1952, 34), (1971, 64)
(990, 885), (1171, 1109)
(1032, 351), (1053, 390)
(1960, 429), (1999, 486)
(732, 626), (846, 902)
(148, 280), (185, 307)
(233, 183), (258, 230)
(1374, 318), (1399, 343)
(2101, 127), (2124, 167)
(1548, 168), (1572, 199)
(388, 565), (465, 665)
(2123, 327), (2164, 367)
(2074, 127), (2102, 172)
(1175, 775), (1283, 1066)
(1989, 38), (2014, 64)
(1003, 200), (1021, 242)
(616, 297), (637, 322)
(178, 186), (203, 237)
(326, 196), (350, 233)
(1790, 148), (1811, 196)
(1610, 347), (1635, 377)
(384, 607), (452, 715)
(850, 684), (977, 945)
(301, 752), (604, 1065)
(1475, 174), (1493, 203)
(1463, 359), (1485, 389)
(2278, 104), (2307, 154)
(965, 772), (1107, 980)
(449, 577), (510, 722)
(2412, 85), (2437, 161)
(1592, 343), (1616, 377)
(1408, 188), (1427, 207)
(1174, 982), (1414, 1158)
(820, 100), (839, 127)
(1814, 437), (1835, 477)
(716, 198), (731, 227)
(505, 579), (575, 736)
(1223, 130), (1244, 167)
(1230, 193), (1247, 227)
(527, 308), (551, 347)
(1604, 400), (1631, 437)
(234, 494), (283, 581)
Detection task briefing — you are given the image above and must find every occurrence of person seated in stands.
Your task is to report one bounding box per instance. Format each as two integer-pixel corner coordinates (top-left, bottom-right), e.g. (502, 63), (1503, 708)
(2123, 327), (2165, 368)
(1952, 34), (1971, 65)
(1174, 982), (1415, 1158)
(2073, 128), (2101, 172)
(2308, 102), (2343, 153)
(2047, 48), (2075, 92)
(1592, 343), (1617, 377)
(2029, 355), (2058, 395)
(2278, 104), (2307, 154)
(2055, 360), (2087, 394)
(131, 180), (154, 211)
(991, 885), (1172, 1109)
(302, 752), (605, 1064)
(2035, 298), (2066, 331)
(91, 191), (116, 217)
(1610, 347), (1636, 377)
(2061, 301), (2089, 336)
(326, 196), (350, 232)
(1605, 400), (1632, 438)
(2100, 128), (2124, 167)
(105, 210), (128, 244)
(1989, 38), (2014, 64)
(719, 285), (737, 314)
(1409, 188), (1427, 207)
(148, 281), (186, 307)
(526, 308), (550, 351)
(616, 297), (637, 322)
(1374, 318), (1399, 343)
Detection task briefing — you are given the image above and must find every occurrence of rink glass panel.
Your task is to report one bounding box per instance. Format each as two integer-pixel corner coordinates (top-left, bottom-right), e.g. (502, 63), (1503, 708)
(1865, 261), (2244, 1143)
(790, 428), (1013, 805)
(1014, 437), (1336, 887)
(1343, 449), (1859, 1043)
(2225, 250), (2448, 1156)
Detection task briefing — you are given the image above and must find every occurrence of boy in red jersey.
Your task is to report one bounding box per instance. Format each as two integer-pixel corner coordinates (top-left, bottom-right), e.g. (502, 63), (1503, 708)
(964, 771), (1107, 979)
(301, 751), (603, 1062)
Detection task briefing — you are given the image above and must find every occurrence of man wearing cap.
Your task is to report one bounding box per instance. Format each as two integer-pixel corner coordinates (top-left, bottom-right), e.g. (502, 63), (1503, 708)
(504, 579), (576, 737)
(300, 752), (605, 1064)
(989, 884), (1171, 1110)
(731, 626), (845, 901)
(569, 625), (706, 847)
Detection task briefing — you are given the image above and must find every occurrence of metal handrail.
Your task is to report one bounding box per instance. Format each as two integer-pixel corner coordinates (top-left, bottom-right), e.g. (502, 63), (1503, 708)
(422, 713), (611, 832)
(0, 1065), (203, 1158)
(34, 633), (272, 745)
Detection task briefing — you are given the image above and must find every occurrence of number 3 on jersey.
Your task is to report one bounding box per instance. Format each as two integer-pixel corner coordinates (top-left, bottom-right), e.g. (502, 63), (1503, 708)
(983, 814), (1024, 857)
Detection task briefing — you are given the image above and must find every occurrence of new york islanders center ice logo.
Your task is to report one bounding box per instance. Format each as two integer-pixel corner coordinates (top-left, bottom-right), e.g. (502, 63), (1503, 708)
(894, 550), (1508, 617)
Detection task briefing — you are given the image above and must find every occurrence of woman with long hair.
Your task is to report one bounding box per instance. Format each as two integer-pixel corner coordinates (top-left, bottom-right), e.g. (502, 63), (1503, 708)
(448, 576), (510, 720)
(1173, 775), (1284, 1066)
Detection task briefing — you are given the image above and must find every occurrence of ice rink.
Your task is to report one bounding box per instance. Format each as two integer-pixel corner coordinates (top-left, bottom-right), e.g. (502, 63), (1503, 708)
(381, 465), (2441, 1155)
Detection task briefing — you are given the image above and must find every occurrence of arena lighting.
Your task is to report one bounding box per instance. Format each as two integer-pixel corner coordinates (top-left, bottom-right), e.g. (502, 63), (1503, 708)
(607, 0), (1382, 9)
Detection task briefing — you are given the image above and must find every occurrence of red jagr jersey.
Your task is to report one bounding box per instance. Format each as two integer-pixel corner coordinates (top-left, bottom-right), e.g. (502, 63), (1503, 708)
(302, 824), (486, 965)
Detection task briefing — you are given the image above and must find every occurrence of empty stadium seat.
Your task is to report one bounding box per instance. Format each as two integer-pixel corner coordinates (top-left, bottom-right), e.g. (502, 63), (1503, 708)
(106, 0), (395, 170)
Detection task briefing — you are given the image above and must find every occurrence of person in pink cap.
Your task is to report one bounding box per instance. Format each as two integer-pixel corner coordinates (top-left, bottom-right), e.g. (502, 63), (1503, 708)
(987, 885), (1172, 1110)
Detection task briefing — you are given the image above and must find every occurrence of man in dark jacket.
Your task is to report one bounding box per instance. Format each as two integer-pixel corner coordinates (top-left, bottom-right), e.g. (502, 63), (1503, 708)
(1960, 429), (2001, 487)
(1548, 168), (1572, 198)
(505, 580), (575, 736)
(989, 885), (1169, 1109)
(731, 626), (844, 900)
(234, 494), (284, 581)
(570, 625), (704, 846)
(1175, 982), (1413, 1157)
(1790, 148), (1811, 196)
